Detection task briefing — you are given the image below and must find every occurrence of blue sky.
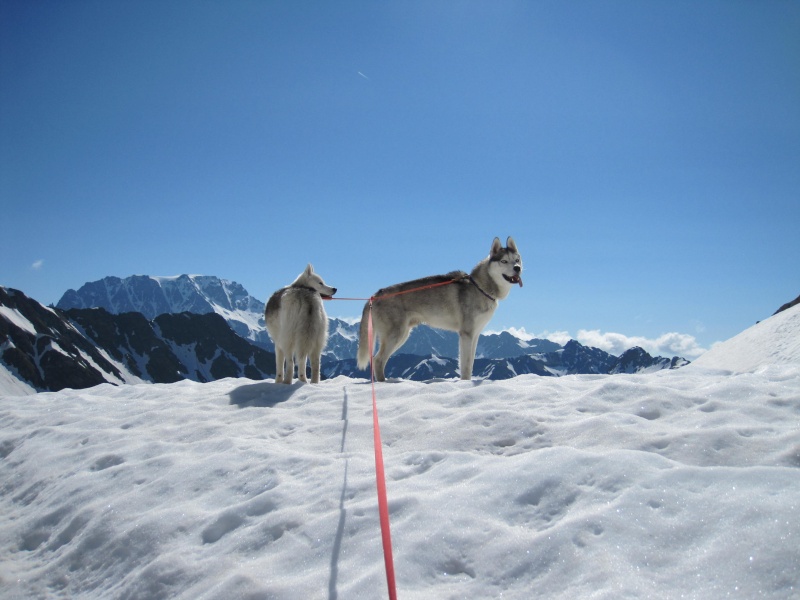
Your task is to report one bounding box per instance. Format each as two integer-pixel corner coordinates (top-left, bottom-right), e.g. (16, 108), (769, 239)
(2, 1), (798, 359)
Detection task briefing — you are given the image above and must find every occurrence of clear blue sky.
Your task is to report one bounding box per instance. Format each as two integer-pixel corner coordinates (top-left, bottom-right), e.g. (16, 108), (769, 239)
(2, 1), (798, 359)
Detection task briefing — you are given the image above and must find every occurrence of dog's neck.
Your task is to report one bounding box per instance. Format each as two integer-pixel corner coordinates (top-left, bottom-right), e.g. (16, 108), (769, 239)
(291, 284), (326, 297)
(470, 257), (515, 301)
(468, 275), (497, 302)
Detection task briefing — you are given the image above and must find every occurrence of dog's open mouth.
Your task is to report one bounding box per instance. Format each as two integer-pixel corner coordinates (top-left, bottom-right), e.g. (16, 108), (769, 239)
(504, 274), (523, 287)
(320, 294), (335, 300)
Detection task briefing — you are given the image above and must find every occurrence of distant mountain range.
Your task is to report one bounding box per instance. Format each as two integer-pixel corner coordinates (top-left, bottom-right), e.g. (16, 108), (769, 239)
(53, 275), (585, 361)
(1, 275), (691, 393)
(57, 274), (270, 347)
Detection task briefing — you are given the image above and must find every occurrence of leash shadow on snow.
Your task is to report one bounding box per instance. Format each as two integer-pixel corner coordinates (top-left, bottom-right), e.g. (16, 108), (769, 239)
(227, 381), (301, 408)
(328, 386), (349, 600)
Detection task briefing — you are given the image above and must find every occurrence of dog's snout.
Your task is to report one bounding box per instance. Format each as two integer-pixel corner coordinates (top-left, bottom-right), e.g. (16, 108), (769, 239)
(331, 287), (338, 295)
(514, 266), (521, 273)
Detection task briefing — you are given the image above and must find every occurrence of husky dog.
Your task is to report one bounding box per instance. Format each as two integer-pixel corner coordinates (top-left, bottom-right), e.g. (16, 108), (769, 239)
(265, 264), (337, 384)
(357, 236), (522, 381)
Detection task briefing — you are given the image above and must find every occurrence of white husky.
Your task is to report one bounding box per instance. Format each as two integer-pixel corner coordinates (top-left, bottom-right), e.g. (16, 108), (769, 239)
(357, 236), (522, 381)
(265, 264), (337, 384)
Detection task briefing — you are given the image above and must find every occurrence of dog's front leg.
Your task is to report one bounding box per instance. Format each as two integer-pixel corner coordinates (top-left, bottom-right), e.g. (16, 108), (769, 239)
(310, 353), (321, 383)
(458, 332), (479, 380)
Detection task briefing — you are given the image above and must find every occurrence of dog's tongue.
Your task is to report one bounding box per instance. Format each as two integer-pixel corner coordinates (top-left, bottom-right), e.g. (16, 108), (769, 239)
(517, 275), (523, 287)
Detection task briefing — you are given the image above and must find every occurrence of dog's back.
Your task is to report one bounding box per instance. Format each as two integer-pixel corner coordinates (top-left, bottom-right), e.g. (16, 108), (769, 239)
(266, 263), (336, 384)
(266, 286), (328, 358)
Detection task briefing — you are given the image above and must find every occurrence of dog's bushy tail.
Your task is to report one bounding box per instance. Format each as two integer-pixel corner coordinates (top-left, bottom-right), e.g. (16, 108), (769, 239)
(356, 301), (372, 371)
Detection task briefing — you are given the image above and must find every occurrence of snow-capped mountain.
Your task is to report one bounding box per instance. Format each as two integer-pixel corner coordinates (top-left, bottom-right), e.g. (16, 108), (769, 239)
(324, 337), (686, 380)
(327, 326), (563, 362)
(57, 275), (269, 347)
(477, 330), (562, 358)
(325, 318), (361, 360)
(610, 346), (689, 374)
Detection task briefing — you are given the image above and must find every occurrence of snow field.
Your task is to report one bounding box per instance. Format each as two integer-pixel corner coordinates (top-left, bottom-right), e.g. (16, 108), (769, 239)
(1, 304), (798, 599)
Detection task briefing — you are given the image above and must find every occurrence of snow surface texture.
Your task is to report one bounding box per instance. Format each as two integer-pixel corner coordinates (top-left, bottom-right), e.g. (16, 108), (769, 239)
(1, 306), (798, 599)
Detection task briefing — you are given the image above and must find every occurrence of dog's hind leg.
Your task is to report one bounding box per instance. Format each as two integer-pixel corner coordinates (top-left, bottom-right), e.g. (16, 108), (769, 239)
(373, 326), (411, 382)
(296, 354), (308, 383)
(274, 348), (285, 384)
(284, 353), (295, 384)
(373, 341), (389, 382)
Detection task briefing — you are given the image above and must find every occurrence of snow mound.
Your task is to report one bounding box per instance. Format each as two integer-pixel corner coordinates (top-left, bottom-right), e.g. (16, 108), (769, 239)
(690, 303), (800, 373)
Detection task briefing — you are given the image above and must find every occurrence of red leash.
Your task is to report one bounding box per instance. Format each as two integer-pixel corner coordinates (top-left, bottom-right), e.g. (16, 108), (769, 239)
(323, 278), (460, 599)
(367, 300), (398, 600)
(324, 277), (461, 304)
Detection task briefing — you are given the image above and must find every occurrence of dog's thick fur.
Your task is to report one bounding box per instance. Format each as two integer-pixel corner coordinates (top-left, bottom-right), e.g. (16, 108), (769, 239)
(357, 236), (522, 381)
(265, 264), (337, 384)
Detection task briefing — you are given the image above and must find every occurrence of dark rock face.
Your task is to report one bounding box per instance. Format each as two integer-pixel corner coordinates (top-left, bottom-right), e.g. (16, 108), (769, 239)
(774, 294), (800, 315)
(0, 287), (123, 391)
(68, 309), (276, 384)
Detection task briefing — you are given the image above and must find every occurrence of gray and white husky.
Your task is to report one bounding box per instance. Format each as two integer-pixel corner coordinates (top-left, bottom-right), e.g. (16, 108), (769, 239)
(357, 236), (522, 381)
(265, 264), (337, 384)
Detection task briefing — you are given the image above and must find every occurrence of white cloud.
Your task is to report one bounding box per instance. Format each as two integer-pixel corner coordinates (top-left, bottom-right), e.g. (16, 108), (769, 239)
(576, 329), (708, 359)
(31, 259), (44, 270)
(491, 327), (709, 359)
(536, 330), (573, 346)
(524, 329), (708, 360)
(484, 326), (536, 341)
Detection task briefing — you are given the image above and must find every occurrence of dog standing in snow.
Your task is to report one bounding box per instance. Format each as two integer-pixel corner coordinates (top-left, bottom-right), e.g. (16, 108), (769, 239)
(357, 236), (522, 381)
(265, 264), (336, 384)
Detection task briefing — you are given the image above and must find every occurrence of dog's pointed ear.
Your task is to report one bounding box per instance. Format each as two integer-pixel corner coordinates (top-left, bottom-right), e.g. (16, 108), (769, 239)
(506, 236), (518, 253)
(305, 263), (314, 275)
(490, 237), (502, 258)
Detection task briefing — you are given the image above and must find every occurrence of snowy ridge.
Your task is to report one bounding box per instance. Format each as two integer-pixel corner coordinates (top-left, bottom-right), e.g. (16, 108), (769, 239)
(1, 308), (798, 597)
(690, 303), (800, 373)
